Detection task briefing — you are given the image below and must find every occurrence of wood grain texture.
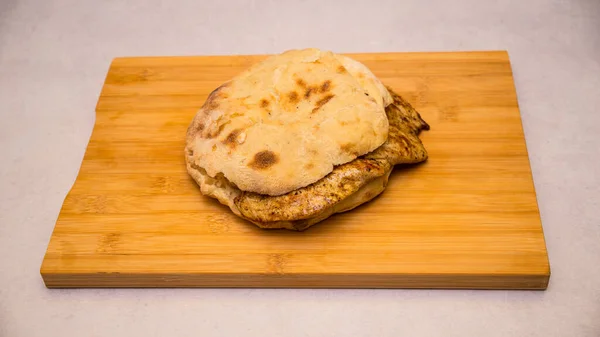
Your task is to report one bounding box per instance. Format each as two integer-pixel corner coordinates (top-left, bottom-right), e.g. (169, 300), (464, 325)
(40, 51), (550, 289)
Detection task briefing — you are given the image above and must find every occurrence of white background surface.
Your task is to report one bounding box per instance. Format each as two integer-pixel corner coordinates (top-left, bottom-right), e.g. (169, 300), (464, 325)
(1, 0), (599, 336)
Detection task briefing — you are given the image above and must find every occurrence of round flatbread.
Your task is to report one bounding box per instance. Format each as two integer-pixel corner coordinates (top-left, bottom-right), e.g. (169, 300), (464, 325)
(186, 48), (391, 196)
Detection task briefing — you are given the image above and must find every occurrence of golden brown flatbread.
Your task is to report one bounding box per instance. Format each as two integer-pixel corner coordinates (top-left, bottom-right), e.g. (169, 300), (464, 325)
(186, 49), (391, 196)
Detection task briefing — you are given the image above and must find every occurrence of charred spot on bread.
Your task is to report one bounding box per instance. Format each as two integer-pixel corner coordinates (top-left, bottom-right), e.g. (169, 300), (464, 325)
(288, 91), (299, 103)
(223, 129), (242, 149)
(319, 80), (331, 93)
(312, 94), (335, 114)
(295, 78), (307, 88)
(205, 100), (219, 111)
(248, 150), (279, 170)
(260, 99), (270, 108)
(304, 87), (314, 99)
(203, 82), (230, 111)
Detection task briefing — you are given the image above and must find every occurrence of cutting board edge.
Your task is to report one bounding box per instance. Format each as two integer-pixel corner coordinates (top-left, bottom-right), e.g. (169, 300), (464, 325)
(502, 55), (552, 278)
(40, 268), (550, 289)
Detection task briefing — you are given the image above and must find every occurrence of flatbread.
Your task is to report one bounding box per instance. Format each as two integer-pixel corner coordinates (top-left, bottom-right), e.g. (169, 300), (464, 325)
(186, 88), (430, 230)
(185, 49), (390, 196)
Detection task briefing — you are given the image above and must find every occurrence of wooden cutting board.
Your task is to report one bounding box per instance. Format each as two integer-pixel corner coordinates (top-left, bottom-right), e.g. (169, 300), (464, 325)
(40, 51), (550, 289)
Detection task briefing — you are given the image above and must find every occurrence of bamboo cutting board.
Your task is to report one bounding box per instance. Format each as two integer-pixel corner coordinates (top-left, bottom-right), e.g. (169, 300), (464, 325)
(41, 51), (550, 289)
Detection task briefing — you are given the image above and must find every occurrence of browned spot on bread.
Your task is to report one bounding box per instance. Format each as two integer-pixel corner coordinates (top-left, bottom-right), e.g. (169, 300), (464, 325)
(212, 144), (217, 152)
(305, 163), (315, 170)
(260, 99), (270, 108)
(205, 100), (219, 111)
(206, 87), (222, 101)
(248, 150), (279, 170)
(312, 94), (335, 114)
(203, 82), (229, 111)
(339, 120), (348, 126)
(288, 91), (299, 103)
(357, 72), (364, 79)
(304, 87), (314, 99)
(300, 80), (331, 100)
(296, 78), (307, 88)
(319, 80), (331, 93)
(307, 148), (318, 155)
(337, 65), (347, 73)
(223, 128), (242, 149)
(340, 143), (360, 156)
